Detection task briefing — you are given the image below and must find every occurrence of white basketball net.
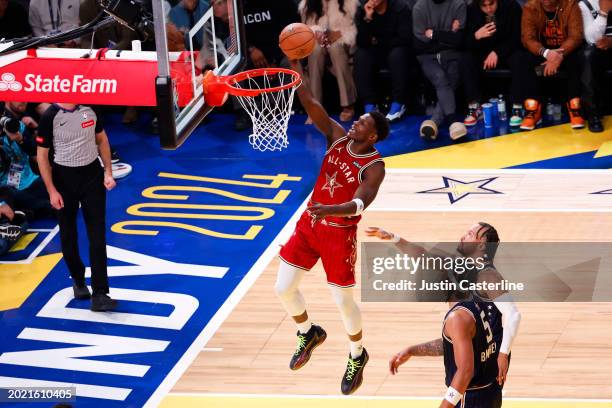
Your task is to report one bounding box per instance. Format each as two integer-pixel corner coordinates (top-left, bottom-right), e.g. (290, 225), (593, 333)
(232, 71), (300, 152)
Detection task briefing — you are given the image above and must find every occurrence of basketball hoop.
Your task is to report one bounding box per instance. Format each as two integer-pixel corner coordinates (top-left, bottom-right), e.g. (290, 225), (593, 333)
(203, 68), (301, 152)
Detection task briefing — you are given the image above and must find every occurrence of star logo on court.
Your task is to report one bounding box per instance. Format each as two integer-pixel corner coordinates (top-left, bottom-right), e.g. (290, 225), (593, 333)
(322, 171), (343, 198)
(418, 176), (503, 204)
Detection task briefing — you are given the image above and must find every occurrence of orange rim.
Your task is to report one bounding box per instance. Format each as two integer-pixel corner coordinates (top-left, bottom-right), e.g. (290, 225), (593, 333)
(223, 68), (301, 97)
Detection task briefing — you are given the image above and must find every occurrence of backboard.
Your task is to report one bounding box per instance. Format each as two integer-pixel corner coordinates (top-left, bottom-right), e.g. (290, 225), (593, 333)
(154, 0), (246, 149)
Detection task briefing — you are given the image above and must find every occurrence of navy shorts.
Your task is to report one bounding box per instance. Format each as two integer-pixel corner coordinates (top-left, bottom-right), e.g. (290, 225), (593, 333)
(455, 384), (502, 408)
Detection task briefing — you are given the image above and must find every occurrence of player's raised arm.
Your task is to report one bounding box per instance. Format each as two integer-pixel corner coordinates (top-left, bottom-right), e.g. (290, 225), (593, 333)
(441, 310), (476, 408)
(288, 59), (346, 146)
(477, 267), (522, 385)
(307, 161), (384, 221)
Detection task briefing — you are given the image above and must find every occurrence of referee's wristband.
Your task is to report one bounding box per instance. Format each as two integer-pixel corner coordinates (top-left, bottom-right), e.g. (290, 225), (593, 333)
(445, 386), (463, 405)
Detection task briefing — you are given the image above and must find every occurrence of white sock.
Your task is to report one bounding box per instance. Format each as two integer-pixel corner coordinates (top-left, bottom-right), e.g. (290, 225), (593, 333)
(297, 318), (312, 334)
(350, 339), (363, 359)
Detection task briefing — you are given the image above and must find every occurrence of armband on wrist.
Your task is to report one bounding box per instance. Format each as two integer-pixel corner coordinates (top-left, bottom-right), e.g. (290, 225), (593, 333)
(444, 386), (463, 405)
(352, 198), (364, 215)
(542, 49), (550, 58)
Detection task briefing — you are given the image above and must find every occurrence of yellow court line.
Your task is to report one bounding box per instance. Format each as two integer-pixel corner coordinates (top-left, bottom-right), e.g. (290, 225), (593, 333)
(8, 232), (38, 252)
(160, 395), (612, 408)
(0, 252), (62, 311)
(385, 117), (612, 169)
(594, 140), (612, 158)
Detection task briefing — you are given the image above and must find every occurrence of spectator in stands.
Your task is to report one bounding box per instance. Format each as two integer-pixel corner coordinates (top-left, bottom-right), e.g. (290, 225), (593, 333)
(29, 0), (80, 45)
(413, 0), (467, 140)
(580, 0), (611, 132)
(236, 0), (300, 130)
(300, 0), (358, 123)
(517, 0), (585, 130)
(0, 0), (32, 40)
(168, 0), (210, 51)
(461, 0), (523, 127)
(0, 117), (52, 220)
(201, 0), (232, 69)
(354, 0), (412, 122)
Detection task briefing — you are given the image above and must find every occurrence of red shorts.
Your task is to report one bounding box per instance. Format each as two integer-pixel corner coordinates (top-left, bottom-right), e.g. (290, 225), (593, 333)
(279, 211), (357, 287)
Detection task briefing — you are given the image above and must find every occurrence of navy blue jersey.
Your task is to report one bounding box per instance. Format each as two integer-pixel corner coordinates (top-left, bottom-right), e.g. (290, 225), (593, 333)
(478, 301), (503, 350)
(443, 301), (499, 389)
(469, 263), (504, 350)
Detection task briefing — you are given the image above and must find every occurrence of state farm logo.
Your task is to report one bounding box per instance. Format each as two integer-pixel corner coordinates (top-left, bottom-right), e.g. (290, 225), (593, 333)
(0, 73), (117, 94)
(0, 73), (23, 91)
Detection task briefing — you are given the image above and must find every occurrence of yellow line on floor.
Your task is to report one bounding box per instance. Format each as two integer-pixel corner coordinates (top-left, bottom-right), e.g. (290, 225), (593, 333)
(0, 252), (62, 311)
(385, 117), (612, 169)
(160, 395), (612, 408)
(8, 232), (38, 252)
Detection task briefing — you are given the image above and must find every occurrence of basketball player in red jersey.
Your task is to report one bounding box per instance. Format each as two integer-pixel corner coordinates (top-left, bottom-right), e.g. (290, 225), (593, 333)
(274, 58), (389, 395)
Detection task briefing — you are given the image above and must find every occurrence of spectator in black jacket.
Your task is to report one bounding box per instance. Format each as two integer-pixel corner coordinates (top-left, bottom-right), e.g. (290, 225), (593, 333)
(0, 0), (31, 40)
(235, 0), (300, 130)
(354, 0), (412, 122)
(413, 0), (466, 140)
(461, 0), (523, 127)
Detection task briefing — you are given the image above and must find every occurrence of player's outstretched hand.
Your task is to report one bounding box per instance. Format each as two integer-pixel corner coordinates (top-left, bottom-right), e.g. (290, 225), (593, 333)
(389, 347), (412, 375)
(365, 226), (395, 240)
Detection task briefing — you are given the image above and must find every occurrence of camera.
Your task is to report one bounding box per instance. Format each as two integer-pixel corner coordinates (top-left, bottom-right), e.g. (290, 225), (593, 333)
(98, 0), (154, 41)
(0, 116), (20, 134)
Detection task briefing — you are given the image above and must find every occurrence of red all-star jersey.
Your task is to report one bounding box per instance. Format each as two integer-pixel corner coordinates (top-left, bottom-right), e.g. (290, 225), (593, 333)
(310, 136), (384, 226)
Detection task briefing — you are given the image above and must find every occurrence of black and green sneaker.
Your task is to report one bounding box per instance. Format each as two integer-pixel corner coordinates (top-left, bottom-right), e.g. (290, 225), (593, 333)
(341, 348), (369, 395)
(289, 324), (326, 371)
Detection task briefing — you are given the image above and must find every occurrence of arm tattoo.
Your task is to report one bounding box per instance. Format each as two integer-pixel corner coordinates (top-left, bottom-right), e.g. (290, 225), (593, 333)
(409, 338), (444, 357)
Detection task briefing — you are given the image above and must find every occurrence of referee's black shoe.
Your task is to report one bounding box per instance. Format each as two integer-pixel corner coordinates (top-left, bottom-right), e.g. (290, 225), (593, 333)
(289, 324), (326, 370)
(72, 282), (91, 300)
(91, 294), (118, 312)
(341, 348), (369, 395)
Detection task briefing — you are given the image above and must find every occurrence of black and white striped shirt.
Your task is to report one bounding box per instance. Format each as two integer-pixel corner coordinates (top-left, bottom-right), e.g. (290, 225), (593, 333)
(37, 104), (103, 167)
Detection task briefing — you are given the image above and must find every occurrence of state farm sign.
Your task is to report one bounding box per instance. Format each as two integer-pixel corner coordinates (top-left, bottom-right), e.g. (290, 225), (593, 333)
(24, 74), (118, 94)
(0, 51), (195, 106)
(0, 72), (118, 94)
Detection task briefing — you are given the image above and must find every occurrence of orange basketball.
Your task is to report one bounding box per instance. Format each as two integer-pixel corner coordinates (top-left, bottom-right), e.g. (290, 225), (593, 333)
(279, 23), (316, 60)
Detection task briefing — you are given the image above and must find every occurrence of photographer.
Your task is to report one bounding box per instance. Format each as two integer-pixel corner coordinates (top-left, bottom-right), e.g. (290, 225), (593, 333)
(2, 101), (47, 158)
(0, 116), (52, 220)
(0, 188), (27, 257)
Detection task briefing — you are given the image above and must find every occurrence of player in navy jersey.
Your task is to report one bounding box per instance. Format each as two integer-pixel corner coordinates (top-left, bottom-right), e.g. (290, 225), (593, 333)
(368, 222), (521, 386)
(390, 294), (502, 407)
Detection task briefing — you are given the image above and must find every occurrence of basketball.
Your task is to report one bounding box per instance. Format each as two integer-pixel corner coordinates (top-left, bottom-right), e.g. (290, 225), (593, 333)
(279, 23), (316, 60)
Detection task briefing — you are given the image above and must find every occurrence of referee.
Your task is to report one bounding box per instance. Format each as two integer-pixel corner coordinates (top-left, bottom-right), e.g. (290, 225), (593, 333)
(36, 103), (117, 312)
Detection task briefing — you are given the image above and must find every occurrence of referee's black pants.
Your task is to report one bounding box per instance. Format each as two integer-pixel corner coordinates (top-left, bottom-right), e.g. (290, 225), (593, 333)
(53, 159), (109, 296)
